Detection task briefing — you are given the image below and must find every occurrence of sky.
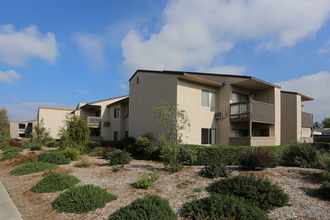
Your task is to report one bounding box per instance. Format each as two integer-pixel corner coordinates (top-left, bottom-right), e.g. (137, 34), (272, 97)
(0, 0), (330, 123)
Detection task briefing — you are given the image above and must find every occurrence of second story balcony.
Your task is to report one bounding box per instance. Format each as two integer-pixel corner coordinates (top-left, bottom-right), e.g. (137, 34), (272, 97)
(301, 111), (313, 128)
(230, 100), (275, 123)
(87, 116), (101, 128)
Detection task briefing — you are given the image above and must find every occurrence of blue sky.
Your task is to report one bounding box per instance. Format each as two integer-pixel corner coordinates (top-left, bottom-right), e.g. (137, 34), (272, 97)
(0, 0), (330, 122)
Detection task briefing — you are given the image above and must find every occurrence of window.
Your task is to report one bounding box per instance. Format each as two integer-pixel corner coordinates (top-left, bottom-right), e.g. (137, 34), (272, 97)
(201, 128), (216, 145)
(125, 131), (129, 138)
(19, 124), (25, 129)
(114, 131), (119, 141)
(231, 128), (249, 137)
(232, 92), (249, 103)
(114, 107), (120, 118)
(260, 128), (269, 137)
(201, 90), (216, 107)
(95, 110), (101, 117)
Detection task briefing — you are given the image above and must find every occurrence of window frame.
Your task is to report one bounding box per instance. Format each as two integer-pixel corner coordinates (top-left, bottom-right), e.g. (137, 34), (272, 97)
(201, 128), (216, 145)
(201, 90), (216, 108)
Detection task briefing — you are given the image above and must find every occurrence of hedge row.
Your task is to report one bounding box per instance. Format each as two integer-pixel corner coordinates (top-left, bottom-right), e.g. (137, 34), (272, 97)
(182, 144), (289, 165)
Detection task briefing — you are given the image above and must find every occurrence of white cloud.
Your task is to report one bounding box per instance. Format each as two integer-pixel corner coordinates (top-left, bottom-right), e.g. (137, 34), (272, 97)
(4, 102), (71, 121)
(121, 0), (330, 75)
(277, 71), (330, 120)
(76, 89), (90, 95)
(0, 24), (59, 66)
(73, 34), (108, 69)
(119, 83), (128, 90)
(0, 70), (21, 84)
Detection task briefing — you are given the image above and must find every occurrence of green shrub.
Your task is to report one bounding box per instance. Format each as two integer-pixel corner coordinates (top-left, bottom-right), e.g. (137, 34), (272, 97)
(238, 150), (276, 170)
(109, 195), (177, 220)
(106, 150), (131, 166)
(87, 140), (101, 149)
(118, 136), (136, 149)
(180, 194), (269, 220)
(281, 142), (319, 168)
(199, 163), (228, 178)
(2, 146), (23, 152)
(182, 144), (289, 166)
(137, 170), (159, 189)
(177, 184), (185, 189)
(21, 142), (32, 149)
(88, 147), (104, 157)
(31, 173), (80, 193)
(193, 187), (202, 192)
(101, 147), (118, 159)
(75, 160), (90, 168)
(10, 162), (58, 176)
(62, 148), (80, 161)
(318, 181), (330, 200)
(37, 151), (71, 165)
(112, 165), (124, 172)
(53, 184), (117, 214)
(30, 143), (42, 151)
(207, 174), (289, 211)
(0, 151), (20, 161)
(322, 171), (330, 182)
(136, 134), (159, 159)
(318, 153), (330, 171)
(46, 140), (59, 148)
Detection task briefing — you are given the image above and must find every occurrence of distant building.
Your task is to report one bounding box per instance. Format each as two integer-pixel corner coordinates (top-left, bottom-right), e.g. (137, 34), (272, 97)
(10, 119), (37, 139)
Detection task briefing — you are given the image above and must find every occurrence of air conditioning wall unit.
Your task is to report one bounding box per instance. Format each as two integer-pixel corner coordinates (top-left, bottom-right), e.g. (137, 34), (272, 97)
(215, 112), (226, 119)
(103, 122), (111, 127)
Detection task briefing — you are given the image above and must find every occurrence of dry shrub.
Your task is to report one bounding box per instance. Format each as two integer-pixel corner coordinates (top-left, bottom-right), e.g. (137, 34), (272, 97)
(12, 154), (38, 165)
(43, 167), (72, 176)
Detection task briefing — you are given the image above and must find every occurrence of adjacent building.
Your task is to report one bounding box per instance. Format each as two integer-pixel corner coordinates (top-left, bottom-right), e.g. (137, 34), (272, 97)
(10, 119), (37, 139)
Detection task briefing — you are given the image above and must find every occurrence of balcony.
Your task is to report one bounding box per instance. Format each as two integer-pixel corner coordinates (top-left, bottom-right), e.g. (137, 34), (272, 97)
(18, 129), (26, 134)
(230, 100), (275, 123)
(87, 116), (101, 128)
(229, 137), (276, 146)
(301, 111), (313, 128)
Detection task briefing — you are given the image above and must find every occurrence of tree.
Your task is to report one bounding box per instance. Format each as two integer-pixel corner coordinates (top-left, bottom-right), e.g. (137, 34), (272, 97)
(154, 100), (194, 172)
(313, 121), (320, 129)
(30, 118), (51, 145)
(58, 114), (90, 153)
(321, 117), (330, 128)
(0, 108), (10, 140)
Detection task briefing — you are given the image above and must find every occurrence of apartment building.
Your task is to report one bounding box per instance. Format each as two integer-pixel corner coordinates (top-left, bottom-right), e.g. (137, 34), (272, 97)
(72, 96), (128, 141)
(281, 91), (313, 144)
(37, 107), (75, 139)
(129, 70), (313, 146)
(10, 119), (37, 139)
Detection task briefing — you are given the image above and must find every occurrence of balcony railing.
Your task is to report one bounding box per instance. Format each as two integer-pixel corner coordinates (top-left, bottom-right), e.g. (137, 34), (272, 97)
(87, 116), (101, 128)
(230, 100), (275, 123)
(18, 129), (26, 134)
(301, 111), (313, 128)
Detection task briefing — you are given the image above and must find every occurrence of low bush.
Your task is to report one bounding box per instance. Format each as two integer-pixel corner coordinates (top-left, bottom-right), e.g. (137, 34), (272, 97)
(8, 140), (22, 148)
(199, 162), (228, 178)
(12, 154), (38, 164)
(46, 140), (59, 148)
(136, 134), (159, 160)
(112, 165), (124, 172)
(193, 187), (202, 192)
(37, 151), (71, 165)
(136, 170), (159, 189)
(10, 162), (58, 176)
(322, 171), (330, 182)
(87, 140), (101, 149)
(180, 193), (269, 220)
(101, 147), (117, 159)
(318, 181), (330, 200)
(53, 184), (117, 214)
(177, 184), (185, 189)
(75, 160), (90, 168)
(109, 195), (177, 220)
(88, 147), (104, 157)
(207, 174), (289, 211)
(118, 136), (136, 149)
(318, 153), (330, 171)
(30, 144), (42, 151)
(21, 142), (32, 149)
(31, 173), (80, 193)
(106, 150), (131, 166)
(62, 148), (80, 161)
(0, 151), (20, 161)
(238, 150), (276, 170)
(281, 142), (319, 168)
(2, 146), (23, 153)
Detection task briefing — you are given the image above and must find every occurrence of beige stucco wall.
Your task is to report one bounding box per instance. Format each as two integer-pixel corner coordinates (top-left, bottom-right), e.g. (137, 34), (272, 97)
(301, 127), (311, 138)
(274, 87), (281, 145)
(10, 121), (19, 139)
(129, 71), (178, 141)
(38, 108), (73, 139)
(177, 79), (218, 145)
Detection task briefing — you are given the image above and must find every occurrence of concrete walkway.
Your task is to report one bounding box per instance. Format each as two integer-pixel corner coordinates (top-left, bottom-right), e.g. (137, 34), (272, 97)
(0, 181), (23, 220)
